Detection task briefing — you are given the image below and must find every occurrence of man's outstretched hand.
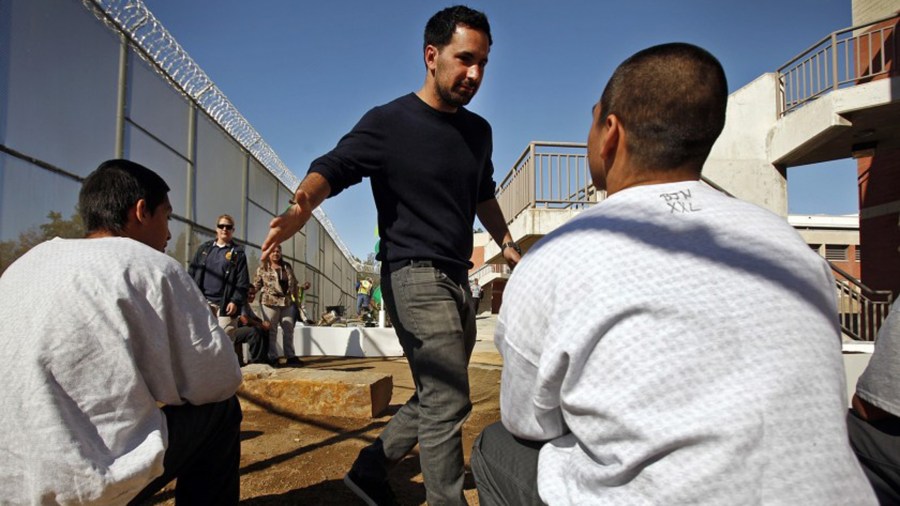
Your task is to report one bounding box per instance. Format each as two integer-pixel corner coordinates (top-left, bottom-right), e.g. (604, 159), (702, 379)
(261, 173), (331, 262)
(261, 196), (312, 261)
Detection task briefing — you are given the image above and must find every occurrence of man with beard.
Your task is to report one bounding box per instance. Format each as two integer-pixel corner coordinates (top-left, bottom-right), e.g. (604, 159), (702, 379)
(261, 6), (520, 505)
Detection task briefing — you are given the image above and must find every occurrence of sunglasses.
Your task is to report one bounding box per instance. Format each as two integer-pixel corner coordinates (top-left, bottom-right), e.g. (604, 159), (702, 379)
(217, 223), (234, 231)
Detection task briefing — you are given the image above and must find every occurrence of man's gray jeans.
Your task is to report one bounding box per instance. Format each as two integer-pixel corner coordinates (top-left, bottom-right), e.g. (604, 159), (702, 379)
(364, 263), (477, 505)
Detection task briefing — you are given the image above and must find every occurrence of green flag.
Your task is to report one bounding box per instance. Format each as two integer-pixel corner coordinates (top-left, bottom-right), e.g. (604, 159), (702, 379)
(372, 285), (382, 306)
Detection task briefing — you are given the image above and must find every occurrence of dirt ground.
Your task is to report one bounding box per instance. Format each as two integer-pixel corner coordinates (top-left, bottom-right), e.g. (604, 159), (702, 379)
(147, 321), (503, 505)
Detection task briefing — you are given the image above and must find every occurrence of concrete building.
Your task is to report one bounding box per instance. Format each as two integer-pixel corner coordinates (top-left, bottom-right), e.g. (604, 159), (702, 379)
(790, 214), (861, 279)
(469, 232), (508, 314)
(708, 0), (899, 298)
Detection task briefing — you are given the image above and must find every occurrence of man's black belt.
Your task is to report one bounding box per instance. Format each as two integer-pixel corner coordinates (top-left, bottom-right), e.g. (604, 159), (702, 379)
(386, 259), (469, 285)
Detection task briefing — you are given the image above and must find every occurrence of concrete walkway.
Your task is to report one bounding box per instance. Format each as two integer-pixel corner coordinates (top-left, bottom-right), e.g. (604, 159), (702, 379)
(472, 313), (502, 369)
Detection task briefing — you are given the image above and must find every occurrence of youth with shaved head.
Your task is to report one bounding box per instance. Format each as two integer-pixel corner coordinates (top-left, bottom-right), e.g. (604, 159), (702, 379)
(471, 44), (876, 505)
(0, 160), (242, 504)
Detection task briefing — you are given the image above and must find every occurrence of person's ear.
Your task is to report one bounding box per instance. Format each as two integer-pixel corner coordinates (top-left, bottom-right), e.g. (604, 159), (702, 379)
(134, 198), (150, 224)
(424, 45), (439, 71)
(600, 114), (622, 165)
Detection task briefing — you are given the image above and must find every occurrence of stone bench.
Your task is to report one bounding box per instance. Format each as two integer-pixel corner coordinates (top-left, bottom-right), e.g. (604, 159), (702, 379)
(237, 365), (393, 419)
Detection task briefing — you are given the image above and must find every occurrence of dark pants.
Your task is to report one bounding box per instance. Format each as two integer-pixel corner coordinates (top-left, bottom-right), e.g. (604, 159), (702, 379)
(354, 263), (476, 505)
(357, 293), (370, 315)
(232, 326), (268, 364)
(129, 396), (242, 505)
(848, 409), (900, 505)
(471, 422), (545, 506)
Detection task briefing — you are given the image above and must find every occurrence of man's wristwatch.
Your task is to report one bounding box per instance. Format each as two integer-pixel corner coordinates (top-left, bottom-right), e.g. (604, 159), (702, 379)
(501, 241), (522, 255)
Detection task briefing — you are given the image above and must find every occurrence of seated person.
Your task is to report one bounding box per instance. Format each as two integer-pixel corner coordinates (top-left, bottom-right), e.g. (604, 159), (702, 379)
(471, 44), (876, 505)
(848, 299), (900, 503)
(0, 160), (243, 504)
(232, 285), (271, 365)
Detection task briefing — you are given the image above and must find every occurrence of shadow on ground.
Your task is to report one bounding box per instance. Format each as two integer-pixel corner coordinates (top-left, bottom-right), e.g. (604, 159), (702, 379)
(146, 339), (501, 505)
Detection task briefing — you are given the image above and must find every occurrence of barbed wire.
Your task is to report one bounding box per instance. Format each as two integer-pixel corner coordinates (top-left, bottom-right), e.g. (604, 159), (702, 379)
(85, 0), (364, 270)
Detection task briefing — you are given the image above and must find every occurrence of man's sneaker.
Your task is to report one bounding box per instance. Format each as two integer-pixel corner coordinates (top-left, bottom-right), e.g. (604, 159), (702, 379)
(343, 468), (398, 506)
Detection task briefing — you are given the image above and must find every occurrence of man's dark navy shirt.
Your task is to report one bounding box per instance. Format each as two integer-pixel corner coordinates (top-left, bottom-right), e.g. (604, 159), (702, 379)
(309, 93), (496, 270)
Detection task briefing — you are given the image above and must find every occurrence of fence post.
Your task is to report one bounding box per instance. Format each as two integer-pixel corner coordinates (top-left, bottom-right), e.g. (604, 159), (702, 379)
(832, 32), (839, 91)
(528, 142), (536, 210)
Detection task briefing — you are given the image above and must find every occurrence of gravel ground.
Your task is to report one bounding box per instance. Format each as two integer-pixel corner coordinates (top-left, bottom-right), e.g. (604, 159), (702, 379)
(145, 314), (502, 505)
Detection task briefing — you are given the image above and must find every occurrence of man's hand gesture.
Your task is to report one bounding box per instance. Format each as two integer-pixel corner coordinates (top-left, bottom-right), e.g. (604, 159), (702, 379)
(261, 173), (331, 262)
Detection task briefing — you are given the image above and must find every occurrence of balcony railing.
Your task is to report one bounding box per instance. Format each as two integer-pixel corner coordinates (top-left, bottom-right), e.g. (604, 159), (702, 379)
(493, 142), (894, 338)
(777, 14), (898, 116)
(469, 262), (511, 285)
(495, 141), (737, 224)
(496, 141), (604, 224)
(832, 263), (893, 341)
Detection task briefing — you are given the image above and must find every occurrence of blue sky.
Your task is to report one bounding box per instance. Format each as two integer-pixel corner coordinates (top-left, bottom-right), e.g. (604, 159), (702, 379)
(144, 0), (859, 260)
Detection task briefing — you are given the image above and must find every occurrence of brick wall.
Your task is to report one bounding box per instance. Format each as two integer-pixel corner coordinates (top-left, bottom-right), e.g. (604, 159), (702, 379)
(858, 146), (900, 294)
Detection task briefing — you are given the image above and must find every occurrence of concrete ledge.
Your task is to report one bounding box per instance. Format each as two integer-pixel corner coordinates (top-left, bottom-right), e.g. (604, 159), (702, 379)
(268, 324), (405, 358)
(294, 326), (366, 357)
(238, 365), (393, 418)
(360, 327), (405, 356)
(843, 343), (874, 408)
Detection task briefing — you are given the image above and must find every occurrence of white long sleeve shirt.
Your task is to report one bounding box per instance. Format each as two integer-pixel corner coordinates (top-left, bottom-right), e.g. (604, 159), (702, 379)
(498, 182), (875, 505)
(0, 237), (242, 504)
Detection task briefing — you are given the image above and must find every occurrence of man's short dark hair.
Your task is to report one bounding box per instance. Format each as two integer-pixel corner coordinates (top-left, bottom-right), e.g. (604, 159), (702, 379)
(424, 5), (492, 50)
(79, 159), (170, 234)
(599, 43), (728, 172)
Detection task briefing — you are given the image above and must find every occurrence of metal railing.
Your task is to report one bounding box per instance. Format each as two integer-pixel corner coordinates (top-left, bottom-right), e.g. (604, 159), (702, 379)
(86, 0), (364, 272)
(831, 263), (893, 341)
(493, 143), (895, 338)
(496, 141), (604, 224)
(777, 14), (898, 116)
(469, 262), (511, 285)
(495, 141), (735, 225)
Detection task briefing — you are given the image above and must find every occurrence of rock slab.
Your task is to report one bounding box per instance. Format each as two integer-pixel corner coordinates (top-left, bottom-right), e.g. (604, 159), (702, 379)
(238, 365), (393, 419)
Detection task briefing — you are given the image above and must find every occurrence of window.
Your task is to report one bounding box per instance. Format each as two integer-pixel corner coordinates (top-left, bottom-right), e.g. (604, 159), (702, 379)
(855, 246), (861, 262)
(825, 245), (848, 262)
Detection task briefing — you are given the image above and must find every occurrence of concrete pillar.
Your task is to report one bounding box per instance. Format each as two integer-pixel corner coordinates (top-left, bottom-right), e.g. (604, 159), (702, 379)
(705, 73), (788, 215)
